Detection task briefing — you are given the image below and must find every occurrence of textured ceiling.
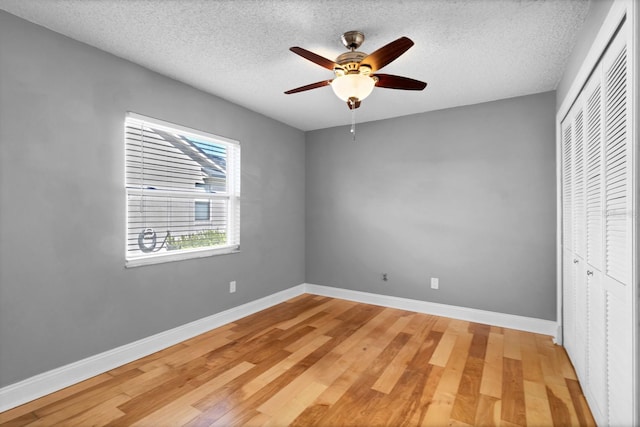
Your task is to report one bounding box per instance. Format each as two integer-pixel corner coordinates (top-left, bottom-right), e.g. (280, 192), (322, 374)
(0, 0), (590, 131)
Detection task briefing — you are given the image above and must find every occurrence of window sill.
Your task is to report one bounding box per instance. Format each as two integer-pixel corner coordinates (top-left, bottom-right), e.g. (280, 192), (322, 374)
(125, 245), (240, 268)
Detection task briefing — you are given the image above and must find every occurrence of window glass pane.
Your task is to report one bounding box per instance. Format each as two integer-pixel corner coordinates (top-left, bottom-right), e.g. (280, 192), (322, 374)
(194, 200), (211, 221)
(125, 114), (239, 265)
(125, 126), (227, 193)
(126, 193), (228, 257)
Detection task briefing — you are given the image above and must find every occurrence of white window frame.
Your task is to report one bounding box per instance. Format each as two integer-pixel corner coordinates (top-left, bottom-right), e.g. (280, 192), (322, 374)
(125, 112), (240, 268)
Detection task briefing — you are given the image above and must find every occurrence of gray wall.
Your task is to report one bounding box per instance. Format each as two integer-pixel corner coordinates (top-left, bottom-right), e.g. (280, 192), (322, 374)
(306, 91), (557, 320)
(0, 11), (305, 387)
(0, 6), (571, 390)
(556, 0), (615, 107)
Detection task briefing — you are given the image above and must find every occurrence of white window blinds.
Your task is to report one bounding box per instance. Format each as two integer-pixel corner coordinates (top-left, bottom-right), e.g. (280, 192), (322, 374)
(125, 113), (240, 267)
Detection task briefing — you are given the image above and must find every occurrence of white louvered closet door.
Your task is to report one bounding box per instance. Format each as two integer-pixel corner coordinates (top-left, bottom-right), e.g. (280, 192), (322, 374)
(560, 119), (578, 366)
(601, 25), (633, 427)
(585, 77), (605, 273)
(561, 19), (634, 427)
(573, 109), (587, 260)
(562, 122), (573, 254)
(583, 68), (608, 423)
(572, 106), (588, 381)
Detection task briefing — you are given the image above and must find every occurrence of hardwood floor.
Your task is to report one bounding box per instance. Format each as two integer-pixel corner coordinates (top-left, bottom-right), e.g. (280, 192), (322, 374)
(0, 294), (594, 426)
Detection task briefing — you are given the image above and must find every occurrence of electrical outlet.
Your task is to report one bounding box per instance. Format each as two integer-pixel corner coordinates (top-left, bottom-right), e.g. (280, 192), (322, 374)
(230, 280), (236, 293)
(382, 273), (388, 282)
(430, 277), (439, 290)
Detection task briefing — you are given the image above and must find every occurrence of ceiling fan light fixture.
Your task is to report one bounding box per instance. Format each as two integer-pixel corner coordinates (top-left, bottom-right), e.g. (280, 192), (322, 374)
(330, 73), (375, 103)
(285, 32), (426, 114)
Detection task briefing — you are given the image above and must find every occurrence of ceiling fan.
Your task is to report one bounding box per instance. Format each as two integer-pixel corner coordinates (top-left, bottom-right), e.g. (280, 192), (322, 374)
(285, 31), (427, 110)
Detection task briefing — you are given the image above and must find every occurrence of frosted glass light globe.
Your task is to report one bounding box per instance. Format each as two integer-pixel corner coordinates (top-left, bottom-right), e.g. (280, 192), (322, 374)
(331, 74), (375, 102)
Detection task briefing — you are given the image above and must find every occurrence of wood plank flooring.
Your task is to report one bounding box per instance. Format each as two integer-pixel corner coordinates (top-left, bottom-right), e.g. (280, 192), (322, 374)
(0, 294), (595, 426)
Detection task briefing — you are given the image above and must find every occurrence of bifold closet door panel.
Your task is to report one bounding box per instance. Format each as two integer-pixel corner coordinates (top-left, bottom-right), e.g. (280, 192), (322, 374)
(561, 102), (588, 379)
(582, 63), (608, 424)
(560, 113), (578, 362)
(573, 259), (588, 381)
(570, 102), (589, 382)
(583, 73), (604, 272)
(605, 283), (633, 426)
(572, 106), (587, 260)
(561, 119), (573, 253)
(601, 20), (633, 427)
(602, 27), (632, 288)
(562, 248), (578, 361)
(586, 268), (607, 422)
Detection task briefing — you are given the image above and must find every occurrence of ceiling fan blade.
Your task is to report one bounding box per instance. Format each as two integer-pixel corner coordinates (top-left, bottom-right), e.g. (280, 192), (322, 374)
(361, 37), (414, 72)
(290, 47), (337, 71)
(374, 74), (427, 90)
(284, 80), (332, 94)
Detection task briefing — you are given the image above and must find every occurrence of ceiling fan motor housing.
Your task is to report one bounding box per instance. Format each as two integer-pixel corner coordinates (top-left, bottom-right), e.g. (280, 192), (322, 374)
(334, 51), (371, 76)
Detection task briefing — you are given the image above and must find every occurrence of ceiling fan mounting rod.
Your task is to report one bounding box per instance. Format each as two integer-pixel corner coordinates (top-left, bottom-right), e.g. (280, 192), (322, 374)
(341, 30), (365, 50)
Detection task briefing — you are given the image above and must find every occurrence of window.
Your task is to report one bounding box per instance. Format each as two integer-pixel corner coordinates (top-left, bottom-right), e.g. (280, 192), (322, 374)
(194, 200), (211, 221)
(125, 113), (240, 267)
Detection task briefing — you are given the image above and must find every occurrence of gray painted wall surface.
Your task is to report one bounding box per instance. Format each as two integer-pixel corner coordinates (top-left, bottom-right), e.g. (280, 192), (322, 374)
(556, 0), (615, 108)
(306, 92), (557, 320)
(0, 11), (305, 387)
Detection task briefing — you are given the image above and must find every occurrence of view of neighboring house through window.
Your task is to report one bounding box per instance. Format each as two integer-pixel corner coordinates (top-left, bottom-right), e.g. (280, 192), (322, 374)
(125, 113), (240, 267)
(194, 200), (211, 221)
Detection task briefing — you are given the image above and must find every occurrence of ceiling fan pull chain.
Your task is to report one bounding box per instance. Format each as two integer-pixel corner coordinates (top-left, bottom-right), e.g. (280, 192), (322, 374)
(350, 107), (356, 140)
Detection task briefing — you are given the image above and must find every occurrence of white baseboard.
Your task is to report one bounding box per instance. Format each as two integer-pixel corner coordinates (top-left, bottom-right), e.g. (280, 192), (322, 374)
(0, 282), (557, 413)
(0, 284), (306, 413)
(304, 284), (558, 337)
